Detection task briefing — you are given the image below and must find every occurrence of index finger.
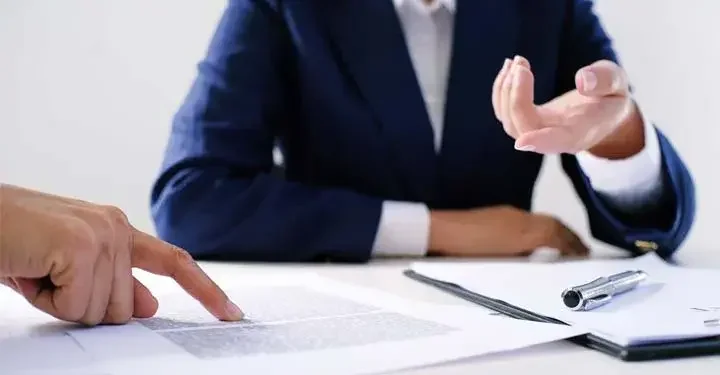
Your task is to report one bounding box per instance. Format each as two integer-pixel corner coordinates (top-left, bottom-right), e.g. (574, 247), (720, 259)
(492, 58), (512, 120)
(509, 64), (541, 134)
(130, 229), (244, 321)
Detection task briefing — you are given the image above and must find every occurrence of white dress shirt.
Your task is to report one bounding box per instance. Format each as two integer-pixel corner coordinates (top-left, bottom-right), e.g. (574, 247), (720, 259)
(372, 0), (665, 256)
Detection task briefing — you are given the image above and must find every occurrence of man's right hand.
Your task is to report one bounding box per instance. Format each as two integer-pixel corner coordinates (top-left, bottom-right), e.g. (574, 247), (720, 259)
(428, 206), (589, 257)
(0, 184), (244, 326)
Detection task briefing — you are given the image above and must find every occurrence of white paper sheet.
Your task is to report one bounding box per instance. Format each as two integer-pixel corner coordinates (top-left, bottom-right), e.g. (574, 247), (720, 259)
(0, 272), (586, 375)
(411, 253), (720, 346)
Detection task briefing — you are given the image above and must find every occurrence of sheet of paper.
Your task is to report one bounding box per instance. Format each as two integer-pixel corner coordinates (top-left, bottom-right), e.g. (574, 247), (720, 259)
(411, 253), (720, 345)
(0, 272), (586, 375)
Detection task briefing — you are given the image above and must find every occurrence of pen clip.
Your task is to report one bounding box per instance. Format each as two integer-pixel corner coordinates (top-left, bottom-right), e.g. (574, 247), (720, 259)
(581, 294), (613, 310)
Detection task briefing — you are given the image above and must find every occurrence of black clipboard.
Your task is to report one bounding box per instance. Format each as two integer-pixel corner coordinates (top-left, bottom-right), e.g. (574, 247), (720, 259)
(403, 269), (720, 361)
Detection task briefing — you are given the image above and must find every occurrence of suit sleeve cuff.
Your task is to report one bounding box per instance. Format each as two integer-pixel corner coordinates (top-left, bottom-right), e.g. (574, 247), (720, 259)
(371, 201), (430, 257)
(576, 105), (664, 211)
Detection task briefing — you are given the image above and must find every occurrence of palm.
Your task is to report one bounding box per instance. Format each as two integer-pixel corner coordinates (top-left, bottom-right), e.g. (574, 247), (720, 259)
(492, 56), (631, 154)
(520, 92), (630, 153)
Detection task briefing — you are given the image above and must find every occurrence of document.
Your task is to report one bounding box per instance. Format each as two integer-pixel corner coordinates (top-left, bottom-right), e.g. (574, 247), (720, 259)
(411, 253), (720, 346)
(0, 272), (586, 375)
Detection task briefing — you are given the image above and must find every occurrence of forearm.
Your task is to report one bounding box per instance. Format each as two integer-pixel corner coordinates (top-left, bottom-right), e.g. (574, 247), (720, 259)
(374, 205), (520, 257)
(554, 0), (695, 255)
(152, 168), (383, 263)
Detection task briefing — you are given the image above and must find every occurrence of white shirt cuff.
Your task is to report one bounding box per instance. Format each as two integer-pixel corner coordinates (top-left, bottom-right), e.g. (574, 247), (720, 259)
(371, 201), (430, 257)
(576, 106), (664, 211)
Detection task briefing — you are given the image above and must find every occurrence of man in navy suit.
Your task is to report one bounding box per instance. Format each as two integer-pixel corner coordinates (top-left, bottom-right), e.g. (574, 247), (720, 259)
(151, 0), (695, 262)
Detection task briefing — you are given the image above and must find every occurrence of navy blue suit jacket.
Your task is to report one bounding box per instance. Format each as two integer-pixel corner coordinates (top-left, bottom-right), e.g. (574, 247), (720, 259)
(151, 0), (696, 262)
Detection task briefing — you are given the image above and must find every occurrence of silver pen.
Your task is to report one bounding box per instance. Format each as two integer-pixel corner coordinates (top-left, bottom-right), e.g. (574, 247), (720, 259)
(561, 270), (647, 311)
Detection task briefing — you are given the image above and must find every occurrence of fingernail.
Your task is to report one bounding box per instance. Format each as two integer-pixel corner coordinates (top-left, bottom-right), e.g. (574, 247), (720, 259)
(225, 301), (244, 320)
(515, 144), (535, 152)
(501, 58), (511, 70)
(582, 70), (597, 91)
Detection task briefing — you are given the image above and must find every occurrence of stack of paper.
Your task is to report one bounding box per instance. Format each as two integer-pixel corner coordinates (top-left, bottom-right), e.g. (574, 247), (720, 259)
(410, 253), (720, 346)
(0, 272), (586, 375)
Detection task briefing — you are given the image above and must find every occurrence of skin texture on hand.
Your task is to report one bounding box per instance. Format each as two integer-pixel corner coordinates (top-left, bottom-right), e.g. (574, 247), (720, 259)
(0, 184), (243, 326)
(492, 56), (645, 158)
(428, 206), (589, 257)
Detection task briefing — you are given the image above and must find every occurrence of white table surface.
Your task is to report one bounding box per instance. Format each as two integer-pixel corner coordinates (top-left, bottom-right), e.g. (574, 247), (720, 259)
(193, 244), (720, 375)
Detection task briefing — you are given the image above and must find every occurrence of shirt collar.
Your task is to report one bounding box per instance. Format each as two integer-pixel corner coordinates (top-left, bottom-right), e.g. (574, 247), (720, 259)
(393, 0), (456, 13)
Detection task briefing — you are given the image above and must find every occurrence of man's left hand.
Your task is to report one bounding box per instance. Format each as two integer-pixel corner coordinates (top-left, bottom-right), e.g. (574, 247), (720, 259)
(492, 55), (641, 155)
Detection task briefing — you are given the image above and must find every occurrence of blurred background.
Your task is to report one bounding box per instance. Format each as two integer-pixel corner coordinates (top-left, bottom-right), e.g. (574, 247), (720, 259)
(0, 0), (716, 263)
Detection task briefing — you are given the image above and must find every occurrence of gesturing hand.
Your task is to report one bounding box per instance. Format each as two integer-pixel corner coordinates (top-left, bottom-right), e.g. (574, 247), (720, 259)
(0, 184), (244, 326)
(492, 55), (635, 154)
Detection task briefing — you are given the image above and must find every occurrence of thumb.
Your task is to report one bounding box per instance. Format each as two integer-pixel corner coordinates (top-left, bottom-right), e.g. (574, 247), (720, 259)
(575, 60), (629, 97)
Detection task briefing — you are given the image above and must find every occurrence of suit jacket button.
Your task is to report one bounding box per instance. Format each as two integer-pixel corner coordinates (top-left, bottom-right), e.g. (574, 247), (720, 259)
(634, 240), (659, 252)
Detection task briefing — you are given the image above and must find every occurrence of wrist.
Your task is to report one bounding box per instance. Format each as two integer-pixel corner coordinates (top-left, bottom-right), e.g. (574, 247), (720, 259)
(428, 210), (457, 255)
(587, 101), (645, 159)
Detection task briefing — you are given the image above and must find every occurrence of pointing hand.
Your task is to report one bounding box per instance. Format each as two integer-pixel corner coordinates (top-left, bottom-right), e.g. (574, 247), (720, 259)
(0, 184), (244, 326)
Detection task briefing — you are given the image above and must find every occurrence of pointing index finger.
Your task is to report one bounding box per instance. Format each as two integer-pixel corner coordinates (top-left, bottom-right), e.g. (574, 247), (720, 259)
(130, 229), (244, 321)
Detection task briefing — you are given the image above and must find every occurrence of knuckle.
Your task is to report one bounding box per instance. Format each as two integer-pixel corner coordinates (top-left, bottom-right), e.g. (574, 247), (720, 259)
(548, 218), (567, 236)
(99, 242), (114, 263)
(63, 219), (98, 253)
(101, 205), (133, 255)
(91, 218), (115, 262)
(86, 209), (114, 245)
(534, 214), (561, 241)
(102, 205), (131, 230)
(173, 247), (196, 271)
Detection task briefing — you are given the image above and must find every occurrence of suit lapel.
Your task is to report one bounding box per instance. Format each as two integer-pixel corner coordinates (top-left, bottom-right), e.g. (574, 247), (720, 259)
(438, 0), (520, 188)
(321, 0), (437, 201)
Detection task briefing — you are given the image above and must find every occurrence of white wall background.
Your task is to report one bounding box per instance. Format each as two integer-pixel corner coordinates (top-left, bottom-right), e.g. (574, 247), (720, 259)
(1, 0), (717, 263)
